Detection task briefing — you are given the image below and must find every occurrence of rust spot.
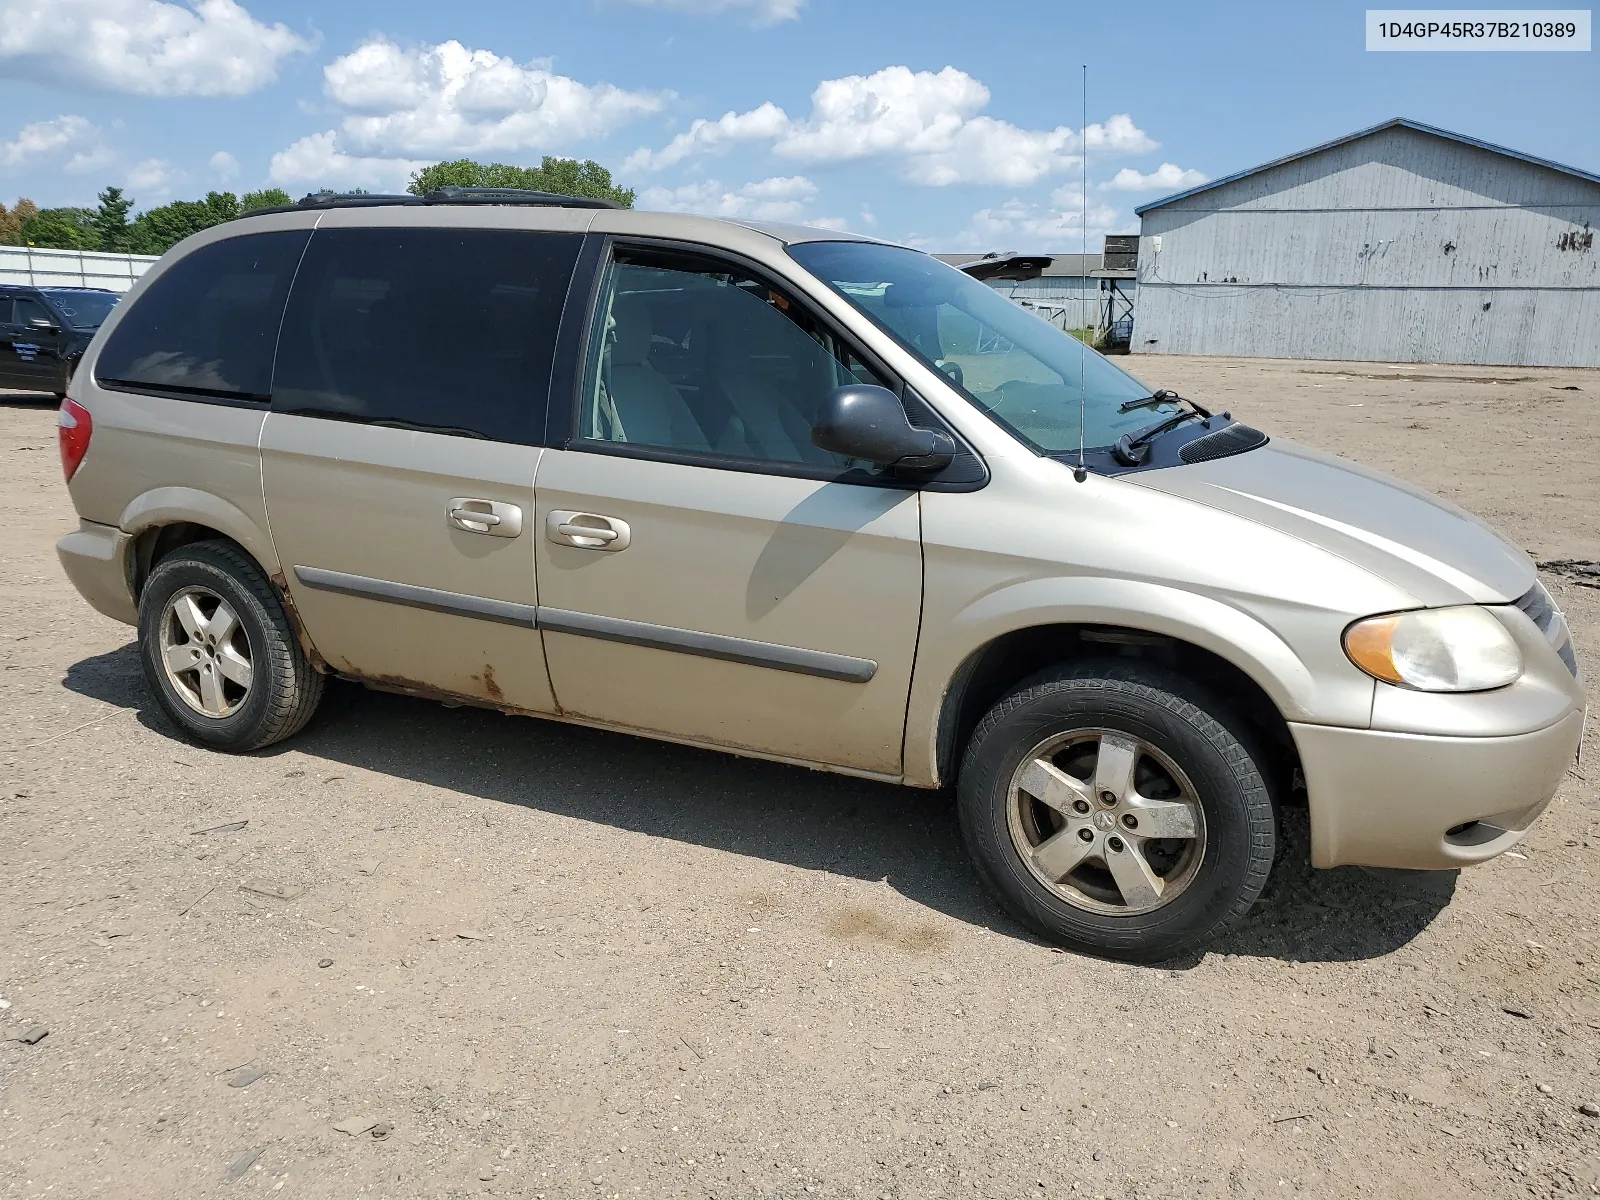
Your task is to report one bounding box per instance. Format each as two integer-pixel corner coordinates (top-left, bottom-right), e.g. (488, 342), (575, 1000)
(1441, 240), (1456, 255)
(268, 572), (330, 673)
(341, 669), (531, 718)
(481, 664), (503, 702)
(825, 904), (948, 954)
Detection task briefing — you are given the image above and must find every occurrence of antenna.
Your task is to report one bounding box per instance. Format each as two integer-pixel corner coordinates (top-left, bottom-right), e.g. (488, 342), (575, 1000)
(1074, 63), (1089, 483)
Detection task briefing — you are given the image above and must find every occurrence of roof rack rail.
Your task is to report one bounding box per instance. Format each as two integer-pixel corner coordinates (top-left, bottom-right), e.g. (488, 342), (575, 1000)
(294, 192), (415, 209)
(237, 187), (628, 220)
(272, 187), (623, 212)
(422, 186), (623, 209)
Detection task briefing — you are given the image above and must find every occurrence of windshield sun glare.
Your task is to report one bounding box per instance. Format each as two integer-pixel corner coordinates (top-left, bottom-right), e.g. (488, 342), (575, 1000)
(787, 241), (1178, 457)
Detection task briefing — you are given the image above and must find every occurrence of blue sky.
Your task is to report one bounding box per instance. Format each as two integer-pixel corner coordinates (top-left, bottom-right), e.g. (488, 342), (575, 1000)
(1, 0), (1595, 250)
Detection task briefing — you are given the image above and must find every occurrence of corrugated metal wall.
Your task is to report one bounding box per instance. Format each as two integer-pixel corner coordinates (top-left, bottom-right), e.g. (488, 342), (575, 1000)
(0, 246), (157, 292)
(1132, 126), (1600, 366)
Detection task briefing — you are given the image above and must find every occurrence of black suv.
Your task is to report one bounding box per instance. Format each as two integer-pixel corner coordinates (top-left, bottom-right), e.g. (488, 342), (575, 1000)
(0, 285), (120, 397)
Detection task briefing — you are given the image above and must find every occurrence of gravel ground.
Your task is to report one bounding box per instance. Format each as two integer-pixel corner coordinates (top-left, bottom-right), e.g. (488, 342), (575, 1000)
(2, 355), (1598, 1200)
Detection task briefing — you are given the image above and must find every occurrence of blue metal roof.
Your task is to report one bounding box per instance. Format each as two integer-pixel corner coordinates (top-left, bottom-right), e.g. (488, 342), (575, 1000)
(1132, 117), (1600, 215)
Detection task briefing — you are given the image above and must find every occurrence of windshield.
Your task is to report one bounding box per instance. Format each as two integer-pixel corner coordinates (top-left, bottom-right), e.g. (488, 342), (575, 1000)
(788, 241), (1178, 455)
(41, 290), (119, 329)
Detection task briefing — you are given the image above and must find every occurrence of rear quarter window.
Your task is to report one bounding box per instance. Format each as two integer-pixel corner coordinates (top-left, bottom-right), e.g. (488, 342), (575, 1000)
(271, 227), (583, 444)
(95, 230), (311, 401)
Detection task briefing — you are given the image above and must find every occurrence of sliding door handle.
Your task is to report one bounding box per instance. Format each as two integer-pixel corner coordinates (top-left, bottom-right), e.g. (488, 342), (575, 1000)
(546, 510), (631, 552)
(448, 498), (523, 538)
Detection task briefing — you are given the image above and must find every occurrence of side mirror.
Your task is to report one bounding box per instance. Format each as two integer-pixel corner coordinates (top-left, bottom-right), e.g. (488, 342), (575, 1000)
(28, 318), (59, 334)
(811, 384), (956, 474)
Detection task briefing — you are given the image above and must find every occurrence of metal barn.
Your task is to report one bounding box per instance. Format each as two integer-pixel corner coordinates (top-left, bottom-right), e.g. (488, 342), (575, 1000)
(1130, 118), (1600, 367)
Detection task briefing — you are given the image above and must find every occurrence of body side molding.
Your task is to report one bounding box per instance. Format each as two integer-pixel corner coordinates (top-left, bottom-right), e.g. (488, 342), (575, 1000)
(291, 566), (878, 683)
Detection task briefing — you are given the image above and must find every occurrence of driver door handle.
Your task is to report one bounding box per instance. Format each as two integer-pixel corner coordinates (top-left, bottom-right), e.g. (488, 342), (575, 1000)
(546, 510), (631, 552)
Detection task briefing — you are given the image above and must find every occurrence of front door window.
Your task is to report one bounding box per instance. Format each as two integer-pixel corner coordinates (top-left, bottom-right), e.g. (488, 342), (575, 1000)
(580, 251), (892, 472)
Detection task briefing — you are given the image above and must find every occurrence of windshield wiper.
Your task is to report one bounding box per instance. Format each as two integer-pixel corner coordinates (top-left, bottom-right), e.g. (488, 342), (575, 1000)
(1112, 410), (1207, 466)
(1119, 388), (1211, 419)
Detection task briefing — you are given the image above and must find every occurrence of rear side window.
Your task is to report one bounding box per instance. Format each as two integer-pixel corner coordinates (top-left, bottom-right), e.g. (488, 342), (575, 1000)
(272, 227), (582, 444)
(96, 231), (310, 401)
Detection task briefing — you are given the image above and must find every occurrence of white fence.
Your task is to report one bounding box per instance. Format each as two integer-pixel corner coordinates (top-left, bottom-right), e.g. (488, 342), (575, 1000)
(0, 246), (159, 292)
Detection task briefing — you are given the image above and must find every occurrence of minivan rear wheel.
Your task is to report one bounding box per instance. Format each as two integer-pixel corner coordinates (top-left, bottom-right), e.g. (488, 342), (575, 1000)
(137, 540), (323, 752)
(958, 660), (1275, 962)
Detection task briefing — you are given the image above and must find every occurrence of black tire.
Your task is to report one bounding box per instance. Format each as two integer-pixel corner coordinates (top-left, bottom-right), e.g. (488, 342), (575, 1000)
(957, 659), (1275, 962)
(137, 540), (324, 752)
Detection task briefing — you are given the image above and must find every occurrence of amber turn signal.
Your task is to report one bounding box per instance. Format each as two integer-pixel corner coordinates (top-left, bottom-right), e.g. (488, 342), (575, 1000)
(1342, 614), (1405, 684)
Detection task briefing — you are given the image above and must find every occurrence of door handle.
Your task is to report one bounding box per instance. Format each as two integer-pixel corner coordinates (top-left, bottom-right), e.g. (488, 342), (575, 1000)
(558, 522), (615, 542)
(546, 510), (631, 552)
(448, 498), (523, 538)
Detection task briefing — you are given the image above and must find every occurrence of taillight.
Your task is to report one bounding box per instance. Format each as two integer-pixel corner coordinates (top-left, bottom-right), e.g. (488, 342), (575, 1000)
(58, 397), (92, 483)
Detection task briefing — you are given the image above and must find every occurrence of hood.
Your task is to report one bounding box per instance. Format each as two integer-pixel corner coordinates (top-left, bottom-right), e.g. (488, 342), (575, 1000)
(1126, 437), (1534, 606)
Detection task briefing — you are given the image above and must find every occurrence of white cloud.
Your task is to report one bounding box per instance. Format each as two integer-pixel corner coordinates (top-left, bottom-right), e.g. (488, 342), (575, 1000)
(267, 130), (425, 192)
(624, 65), (1157, 187)
(946, 189), (1126, 252)
(126, 157), (175, 192)
(613, 0), (803, 23)
(1082, 114), (1158, 155)
(0, 0), (312, 97)
(622, 101), (788, 172)
(0, 114), (97, 166)
(1102, 162), (1207, 192)
(773, 66), (988, 164)
(639, 174), (828, 223)
(65, 144), (116, 173)
(321, 36), (666, 158)
(893, 116), (1077, 187)
(209, 150), (240, 180)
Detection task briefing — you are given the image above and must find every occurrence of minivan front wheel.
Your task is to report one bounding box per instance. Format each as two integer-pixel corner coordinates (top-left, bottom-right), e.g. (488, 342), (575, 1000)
(958, 661), (1275, 962)
(138, 540), (323, 752)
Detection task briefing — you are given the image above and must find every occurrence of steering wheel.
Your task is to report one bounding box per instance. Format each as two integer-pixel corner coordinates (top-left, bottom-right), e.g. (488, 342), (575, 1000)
(935, 358), (965, 388)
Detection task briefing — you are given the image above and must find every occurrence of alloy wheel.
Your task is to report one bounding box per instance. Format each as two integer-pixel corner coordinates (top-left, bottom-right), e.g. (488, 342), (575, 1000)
(1007, 728), (1206, 916)
(158, 586), (254, 718)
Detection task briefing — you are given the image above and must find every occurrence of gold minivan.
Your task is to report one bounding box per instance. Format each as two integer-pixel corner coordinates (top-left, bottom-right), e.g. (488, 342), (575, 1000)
(55, 190), (1585, 960)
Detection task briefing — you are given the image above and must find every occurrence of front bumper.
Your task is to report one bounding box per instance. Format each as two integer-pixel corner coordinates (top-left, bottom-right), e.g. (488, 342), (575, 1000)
(1293, 710), (1584, 869)
(57, 519), (135, 626)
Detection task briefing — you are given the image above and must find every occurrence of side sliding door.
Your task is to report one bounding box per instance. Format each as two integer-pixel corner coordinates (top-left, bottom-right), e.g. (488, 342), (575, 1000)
(261, 216), (590, 712)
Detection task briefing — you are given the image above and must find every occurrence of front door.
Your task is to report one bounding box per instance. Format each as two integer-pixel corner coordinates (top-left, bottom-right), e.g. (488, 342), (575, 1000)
(262, 222), (587, 713)
(0, 295), (23, 390)
(533, 245), (923, 775)
(3, 295), (61, 391)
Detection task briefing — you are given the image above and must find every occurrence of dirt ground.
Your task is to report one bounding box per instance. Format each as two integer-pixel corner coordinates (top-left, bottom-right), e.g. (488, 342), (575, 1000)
(3, 355), (1599, 1200)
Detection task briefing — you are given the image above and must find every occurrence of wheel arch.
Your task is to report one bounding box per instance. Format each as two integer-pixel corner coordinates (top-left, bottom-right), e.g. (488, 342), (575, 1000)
(930, 621), (1300, 793)
(123, 497), (326, 672)
(121, 488), (280, 602)
(907, 580), (1332, 792)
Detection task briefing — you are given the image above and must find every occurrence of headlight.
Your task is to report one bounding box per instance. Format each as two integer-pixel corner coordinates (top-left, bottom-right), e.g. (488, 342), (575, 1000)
(1344, 606), (1522, 692)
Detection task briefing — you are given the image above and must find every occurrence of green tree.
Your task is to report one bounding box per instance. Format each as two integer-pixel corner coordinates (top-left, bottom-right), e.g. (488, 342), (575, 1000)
(20, 206), (99, 250)
(127, 191), (241, 255)
(241, 187), (292, 211)
(92, 186), (134, 252)
(407, 157), (634, 207)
